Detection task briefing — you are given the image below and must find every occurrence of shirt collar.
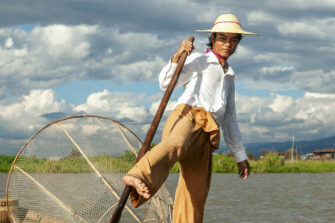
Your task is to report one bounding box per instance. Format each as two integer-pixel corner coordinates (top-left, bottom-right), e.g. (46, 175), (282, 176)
(206, 51), (236, 77)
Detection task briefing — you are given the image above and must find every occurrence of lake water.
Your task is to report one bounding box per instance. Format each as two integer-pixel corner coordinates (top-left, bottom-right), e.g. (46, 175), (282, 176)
(1, 173), (335, 222)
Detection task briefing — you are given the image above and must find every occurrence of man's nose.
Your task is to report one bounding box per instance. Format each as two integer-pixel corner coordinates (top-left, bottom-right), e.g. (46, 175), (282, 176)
(223, 41), (231, 47)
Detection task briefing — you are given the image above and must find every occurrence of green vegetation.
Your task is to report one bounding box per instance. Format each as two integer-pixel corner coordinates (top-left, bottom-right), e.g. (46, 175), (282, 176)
(1, 153), (335, 173)
(0, 155), (15, 173)
(0, 152), (136, 174)
(170, 153), (335, 173)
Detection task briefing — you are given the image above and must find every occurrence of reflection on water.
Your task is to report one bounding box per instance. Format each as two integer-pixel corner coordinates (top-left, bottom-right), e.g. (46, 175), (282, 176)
(2, 173), (335, 222)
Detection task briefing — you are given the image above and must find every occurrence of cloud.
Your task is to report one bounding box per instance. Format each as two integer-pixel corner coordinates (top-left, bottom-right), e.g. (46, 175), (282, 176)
(1, 87), (335, 155)
(267, 0), (335, 10)
(0, 89), (71, 141)
(236, 92), (335, 143)
(1, 0), (334, 98)
(149, 100), (177, 115)
(0, 24), (171, 99)
(277, 17), (335, 40)
(31, 25), (95, 59)
(247, 11), (279, 25)
(74, 89), (150, 123)
(1, 0), (335, 155)
(292, 69), (335, 93)
(0, 89), (156, 154)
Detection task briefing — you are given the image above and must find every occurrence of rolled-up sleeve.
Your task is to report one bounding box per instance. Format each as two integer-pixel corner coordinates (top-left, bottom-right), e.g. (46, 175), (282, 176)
(159, 60), (178, 90)
(221, 81), (248, 163)
(158, 53), (200, 90)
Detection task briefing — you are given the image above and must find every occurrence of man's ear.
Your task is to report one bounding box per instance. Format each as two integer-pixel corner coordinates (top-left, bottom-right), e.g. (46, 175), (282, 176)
(210, 34), (215, 44)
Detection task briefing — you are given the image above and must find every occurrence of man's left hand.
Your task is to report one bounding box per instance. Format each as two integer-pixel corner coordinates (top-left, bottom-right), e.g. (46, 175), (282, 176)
(237, 160), (250, 179)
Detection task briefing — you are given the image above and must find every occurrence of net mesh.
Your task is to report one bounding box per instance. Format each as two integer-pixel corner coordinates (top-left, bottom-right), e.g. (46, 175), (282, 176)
(6, 115), (173, 223)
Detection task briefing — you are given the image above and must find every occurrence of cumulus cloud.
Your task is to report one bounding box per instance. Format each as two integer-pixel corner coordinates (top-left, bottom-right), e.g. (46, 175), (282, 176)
(236, 92), (335, 143)
(0, 24), (170, 99)
(291, 69), (335, 93)
(2, 87), (335, 155)
(1, 0), (335, 155)
(74, 90), (150, 123)
(267, 0), (335, 10)
(247, 11), (279, 25)
(0, 89), (71, 142)
(0, 89), (157, 154)
(277, 17), (335, 40)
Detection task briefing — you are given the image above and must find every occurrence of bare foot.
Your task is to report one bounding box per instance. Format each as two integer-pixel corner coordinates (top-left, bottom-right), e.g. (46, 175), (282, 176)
(123, 175), (151, 199)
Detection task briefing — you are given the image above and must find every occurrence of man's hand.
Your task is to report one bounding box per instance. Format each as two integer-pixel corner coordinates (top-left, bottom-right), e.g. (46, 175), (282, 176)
(171, 40), (195, 63)
(237, 160), (250, 179)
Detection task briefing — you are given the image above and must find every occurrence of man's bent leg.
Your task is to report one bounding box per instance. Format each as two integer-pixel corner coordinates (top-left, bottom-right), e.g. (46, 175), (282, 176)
(126, 106), (201, 207)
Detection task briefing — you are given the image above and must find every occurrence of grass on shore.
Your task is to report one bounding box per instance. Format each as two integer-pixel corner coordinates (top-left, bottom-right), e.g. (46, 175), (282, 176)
(1, 153), (335, 174)
(170, 153), (335, 173)
(0, 155), (15, 173)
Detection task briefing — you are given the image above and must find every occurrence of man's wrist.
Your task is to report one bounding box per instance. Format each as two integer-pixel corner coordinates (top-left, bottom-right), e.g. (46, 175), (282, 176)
(234, 150), (248, 163)
(171, 54), (180, 63)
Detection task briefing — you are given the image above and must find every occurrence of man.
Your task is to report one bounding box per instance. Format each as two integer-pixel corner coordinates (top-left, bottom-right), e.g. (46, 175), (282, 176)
(123, 14), (259, 222)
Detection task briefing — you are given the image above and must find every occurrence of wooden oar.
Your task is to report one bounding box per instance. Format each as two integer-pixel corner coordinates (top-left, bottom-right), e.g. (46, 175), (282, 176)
(110, 36), (195, 223)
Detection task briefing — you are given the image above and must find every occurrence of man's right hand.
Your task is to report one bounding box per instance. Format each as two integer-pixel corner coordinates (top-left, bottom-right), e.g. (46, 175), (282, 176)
(237, 160), (250, 179)
(171, 40), (195, 63)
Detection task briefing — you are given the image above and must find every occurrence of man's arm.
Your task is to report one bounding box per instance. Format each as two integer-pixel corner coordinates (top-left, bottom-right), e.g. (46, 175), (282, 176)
(222, 80), (250, 179)
(159, 39), (196, 90)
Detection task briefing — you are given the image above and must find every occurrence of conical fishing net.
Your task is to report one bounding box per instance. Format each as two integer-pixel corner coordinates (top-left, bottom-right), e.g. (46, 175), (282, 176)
(6, 115), (173, 223)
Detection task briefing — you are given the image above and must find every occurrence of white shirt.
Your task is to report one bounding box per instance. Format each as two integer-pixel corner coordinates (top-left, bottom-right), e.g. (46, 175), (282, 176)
(159, 51), (248, 163)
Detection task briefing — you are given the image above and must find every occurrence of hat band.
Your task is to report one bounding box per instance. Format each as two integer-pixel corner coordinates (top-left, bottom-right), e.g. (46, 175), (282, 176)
(212, 21), (242, 28)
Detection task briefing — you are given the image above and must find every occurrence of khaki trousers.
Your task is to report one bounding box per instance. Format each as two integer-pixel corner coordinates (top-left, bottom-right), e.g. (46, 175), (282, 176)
(127, 104), (220, 223)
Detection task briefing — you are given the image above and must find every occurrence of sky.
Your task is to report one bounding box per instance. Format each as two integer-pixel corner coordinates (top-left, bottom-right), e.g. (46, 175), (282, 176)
(1, 0), (335, 155)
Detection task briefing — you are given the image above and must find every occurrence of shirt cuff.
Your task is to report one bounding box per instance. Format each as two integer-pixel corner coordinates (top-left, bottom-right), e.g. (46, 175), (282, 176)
(159, 61), (178, 90)
(168, 62), (178, 72)
(233, 149), (248, 163)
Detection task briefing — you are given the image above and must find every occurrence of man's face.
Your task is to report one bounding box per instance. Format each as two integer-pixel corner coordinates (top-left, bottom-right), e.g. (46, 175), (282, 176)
(211, 33), (241, 58)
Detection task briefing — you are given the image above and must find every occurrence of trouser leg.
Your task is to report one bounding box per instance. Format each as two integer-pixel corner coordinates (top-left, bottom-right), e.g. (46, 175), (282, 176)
(127, 107), (201, 207)
(172, 132), (213, 223)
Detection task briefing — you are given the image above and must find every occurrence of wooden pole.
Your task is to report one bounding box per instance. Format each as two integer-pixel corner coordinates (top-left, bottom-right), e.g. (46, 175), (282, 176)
(110, 36), (195, 223)
(113, 121), (170, 222)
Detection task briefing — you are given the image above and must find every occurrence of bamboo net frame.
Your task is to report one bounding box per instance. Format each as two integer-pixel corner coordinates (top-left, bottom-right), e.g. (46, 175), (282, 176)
(6, 115), (173, 223)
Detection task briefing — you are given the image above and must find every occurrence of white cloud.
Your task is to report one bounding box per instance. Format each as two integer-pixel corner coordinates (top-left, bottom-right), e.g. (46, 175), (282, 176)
(267, 94), (294, 114)
(5, 37), (14, 48)
(268, 0), (335, 10)
(277, 17), (335, 39)
(149, 100), (177, 115)
(292, 69), (335, 93)
(0, 25), (170, 98)
(112, 56), (166, 82)
(74, 90), (150, 123)
(1, 0), (335, 154)
(236, 92), (335, 142)
(30, 25), (95, 59)
(247, 11), (279, 25)
(0, 89), (155, 154)
(234, 45), (252, 59)
(1, 88), (335, 154)
(0, 89), (70, 139)
(261, 65), (295, 75)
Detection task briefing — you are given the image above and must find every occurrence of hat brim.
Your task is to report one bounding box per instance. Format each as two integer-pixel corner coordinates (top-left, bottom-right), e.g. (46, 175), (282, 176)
(195, 29), (259, 36)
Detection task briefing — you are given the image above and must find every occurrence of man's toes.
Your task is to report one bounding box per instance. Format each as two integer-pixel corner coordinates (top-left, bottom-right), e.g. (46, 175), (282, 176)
(123, 175), (151, 199)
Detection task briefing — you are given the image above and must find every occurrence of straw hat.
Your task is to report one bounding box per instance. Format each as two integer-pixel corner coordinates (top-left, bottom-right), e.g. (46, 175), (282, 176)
(196, 14), (259, 36)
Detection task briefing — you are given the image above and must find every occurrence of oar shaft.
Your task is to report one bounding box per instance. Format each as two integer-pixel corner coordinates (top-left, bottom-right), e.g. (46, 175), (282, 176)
(137, 36), (195, 161)
(110, 36), (195, 223)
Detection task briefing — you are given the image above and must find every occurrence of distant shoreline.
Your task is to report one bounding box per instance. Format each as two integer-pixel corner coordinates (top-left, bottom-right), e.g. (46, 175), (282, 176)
(1, 154), (335, 174)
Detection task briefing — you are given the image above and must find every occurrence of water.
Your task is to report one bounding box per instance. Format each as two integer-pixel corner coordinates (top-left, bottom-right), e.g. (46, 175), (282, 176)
(1, 173), (335, 222)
